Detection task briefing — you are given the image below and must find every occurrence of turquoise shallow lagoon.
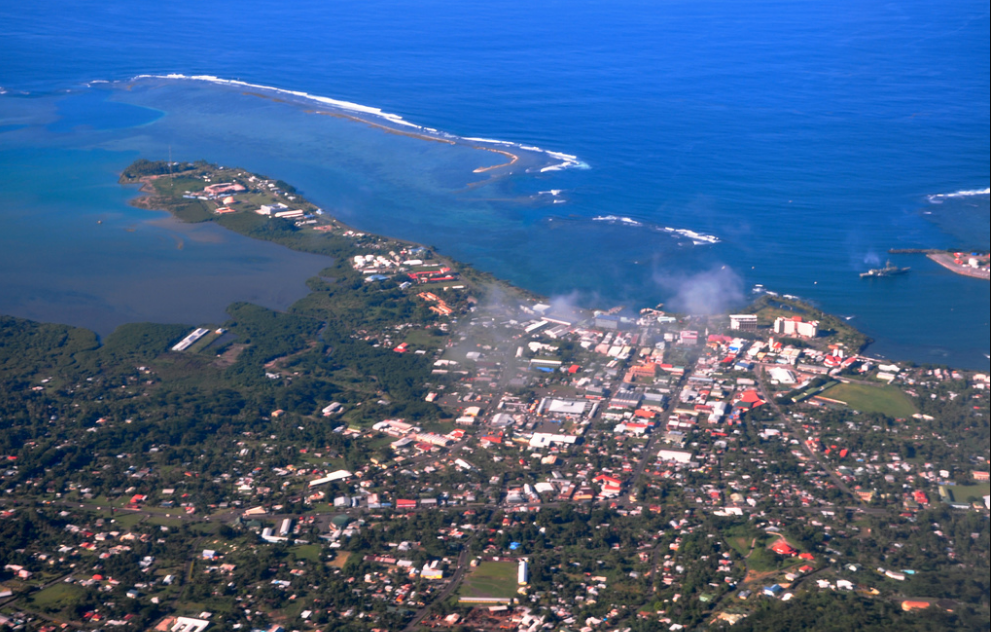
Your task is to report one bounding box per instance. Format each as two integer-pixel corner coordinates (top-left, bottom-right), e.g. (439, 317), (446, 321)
(1, 0), (988, 367)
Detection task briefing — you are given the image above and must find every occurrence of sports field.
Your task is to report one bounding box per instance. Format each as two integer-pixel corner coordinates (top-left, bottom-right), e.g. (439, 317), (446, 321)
(459, 561), (519, 599)
(822, 382), (916, 418)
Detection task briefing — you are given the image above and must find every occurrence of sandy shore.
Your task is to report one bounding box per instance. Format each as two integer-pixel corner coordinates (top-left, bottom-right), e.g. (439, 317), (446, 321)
(928, 253), (990, 280)
(472, 148), (518, 172)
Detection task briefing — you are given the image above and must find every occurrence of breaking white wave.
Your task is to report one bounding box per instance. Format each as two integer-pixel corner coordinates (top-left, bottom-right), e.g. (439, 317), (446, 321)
(592, 215), (721, 245)
(131, 73), (427, 127)
(593, 215), (643, 227)
(463, 137), (587, 171)
(128, 74), (585, 171)
(126, 73), (584, 173)
(926, 187), (990, 203)
(663, 226), (721, 245)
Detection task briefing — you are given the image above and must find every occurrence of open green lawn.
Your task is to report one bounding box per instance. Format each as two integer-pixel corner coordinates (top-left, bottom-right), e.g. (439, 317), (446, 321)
(941, 482), (991, 504)
(459, 561), (519, 599)
(727, 535), (754, 557)
(722, 523), (760, 557)
(402, 328), (445, 351)
(293, 543), (323, 562)
(746, 547), (779, 573)
(144, 515), (188, 528)
(112, 512), (145, 529)
(29, 582), (86, 612)
(821, 382), (916, 418)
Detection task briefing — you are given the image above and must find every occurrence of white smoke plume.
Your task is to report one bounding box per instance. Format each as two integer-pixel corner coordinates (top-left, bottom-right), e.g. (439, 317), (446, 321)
(652, 266), (744, 315)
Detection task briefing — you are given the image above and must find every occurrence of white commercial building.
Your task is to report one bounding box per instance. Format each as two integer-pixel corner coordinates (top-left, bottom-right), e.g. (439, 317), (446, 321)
(171, 328), (210, 352)
(773, 316), (818, 339)
(729, 314), (759, 331)
(170, 618), (211, 632)
(308, 470), (353, 487)
(529, 433), (578, 449)
(657, 449), (693, 464)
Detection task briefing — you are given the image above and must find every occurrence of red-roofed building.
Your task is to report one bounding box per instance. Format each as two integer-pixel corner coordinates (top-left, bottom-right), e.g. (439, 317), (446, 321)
(740, 390), (763, 404)
(593, 474), (622, 486)
(479, 432), (503, 445)
(593, 474), (623, 498)
(771, 541), (797, 556)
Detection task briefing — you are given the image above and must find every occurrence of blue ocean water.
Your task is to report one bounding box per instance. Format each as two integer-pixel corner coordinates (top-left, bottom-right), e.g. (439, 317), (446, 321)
(1, 0), (988, 367)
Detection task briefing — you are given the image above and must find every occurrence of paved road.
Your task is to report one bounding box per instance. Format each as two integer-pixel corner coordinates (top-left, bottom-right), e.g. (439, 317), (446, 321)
(629, 367), (692, 493)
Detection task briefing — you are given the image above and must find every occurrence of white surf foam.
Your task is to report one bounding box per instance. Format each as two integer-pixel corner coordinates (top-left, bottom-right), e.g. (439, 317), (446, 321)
(126, 74), (585, 172)
(926, 187), (990, 203)
(131, 73), (423, 128)
(592, 215), (643, 227)
(596, 217), (720, 245)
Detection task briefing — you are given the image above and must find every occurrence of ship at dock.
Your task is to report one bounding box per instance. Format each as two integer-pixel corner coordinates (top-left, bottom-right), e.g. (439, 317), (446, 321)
(860, 260), (910, 278)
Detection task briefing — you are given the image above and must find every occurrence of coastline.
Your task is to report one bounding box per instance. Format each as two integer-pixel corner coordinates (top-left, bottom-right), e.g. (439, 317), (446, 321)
(120, 160), (542, 304)
(49, 158), (966, 372)
(121, 160), (929, 366)
(927, 253), (991, 281)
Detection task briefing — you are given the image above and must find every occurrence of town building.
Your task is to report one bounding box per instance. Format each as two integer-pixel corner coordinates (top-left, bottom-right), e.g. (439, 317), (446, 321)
(773, 316), (819, 338)
(729, 314), (758, 331)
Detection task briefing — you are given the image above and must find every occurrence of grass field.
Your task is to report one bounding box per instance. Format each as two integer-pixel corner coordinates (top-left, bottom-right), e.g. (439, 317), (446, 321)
(402, 328), (446, 351)
(941, 482), (991, 504)
(30, 582), (85, 612)
(112, 512), (145, 529)
(721, 523), (760, 557)
(459, 561), (519, 599)
(821, 382), (916, 418)
(745, 547), (779, 573)
(293, 544), (323, 562)
(144, 515), (188, 528)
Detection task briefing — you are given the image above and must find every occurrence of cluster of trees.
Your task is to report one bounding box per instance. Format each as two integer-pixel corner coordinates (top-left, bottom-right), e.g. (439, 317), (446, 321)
(118, 158), (206, 180)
